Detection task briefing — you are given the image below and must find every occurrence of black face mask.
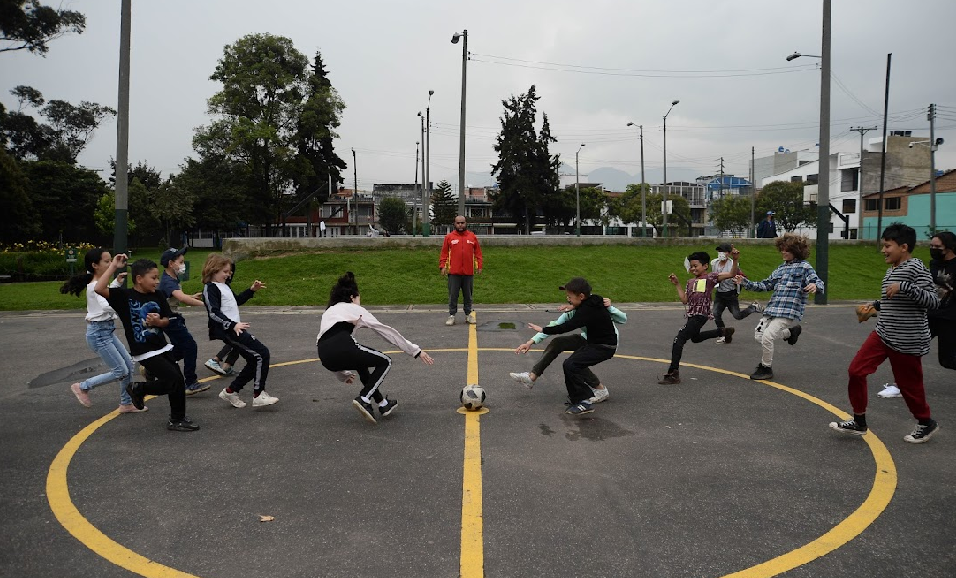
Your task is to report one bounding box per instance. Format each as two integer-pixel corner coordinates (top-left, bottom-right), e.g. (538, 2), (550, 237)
(929, 248), (945, 261)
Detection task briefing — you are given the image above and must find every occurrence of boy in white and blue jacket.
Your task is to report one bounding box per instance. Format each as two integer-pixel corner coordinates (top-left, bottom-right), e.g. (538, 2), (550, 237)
(736, 233), (823, 381)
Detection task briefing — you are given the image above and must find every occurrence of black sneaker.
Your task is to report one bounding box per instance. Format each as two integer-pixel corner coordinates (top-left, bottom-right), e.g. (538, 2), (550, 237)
(749, 364), (773, 381)
(125, 382), (146, 410)
(829, 419), (868, 436)
(658, 370), (681, 385)
(903, 420), (939, 444)
(352, 397), (377, 424)
(167, 416), (201, 432)
(723, 327), (735, 344)
(786, 325), (802, 345)
(379, 397), (399, 417)
(565, 401), (594, 416)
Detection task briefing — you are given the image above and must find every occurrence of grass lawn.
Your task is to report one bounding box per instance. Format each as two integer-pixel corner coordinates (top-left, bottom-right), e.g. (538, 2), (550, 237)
(0, 244), (894, 311)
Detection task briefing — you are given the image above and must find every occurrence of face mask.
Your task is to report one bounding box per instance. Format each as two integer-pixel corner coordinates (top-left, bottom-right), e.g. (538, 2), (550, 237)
(176, 265), (186, 276)
(929, 248), (945, 261)
(717, 252), (728, 261)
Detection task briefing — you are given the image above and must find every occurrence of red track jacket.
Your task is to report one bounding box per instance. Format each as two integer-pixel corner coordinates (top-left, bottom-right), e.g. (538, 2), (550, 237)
(439, 230), (483, 275)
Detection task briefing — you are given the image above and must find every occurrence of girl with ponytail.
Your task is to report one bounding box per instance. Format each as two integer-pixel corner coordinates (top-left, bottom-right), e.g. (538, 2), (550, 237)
(59, 248), (144, 413)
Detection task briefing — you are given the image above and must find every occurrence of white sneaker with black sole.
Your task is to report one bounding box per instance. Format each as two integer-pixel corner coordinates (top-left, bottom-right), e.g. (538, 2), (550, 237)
(877, 383), (901, 398)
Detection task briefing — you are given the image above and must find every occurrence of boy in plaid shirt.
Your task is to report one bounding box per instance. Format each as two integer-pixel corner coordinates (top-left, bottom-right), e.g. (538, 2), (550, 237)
(735, 234), (823, 381)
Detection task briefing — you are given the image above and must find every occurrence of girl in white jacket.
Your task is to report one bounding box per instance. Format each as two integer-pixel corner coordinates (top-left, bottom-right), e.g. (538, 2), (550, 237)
(317, 272), (434, 423)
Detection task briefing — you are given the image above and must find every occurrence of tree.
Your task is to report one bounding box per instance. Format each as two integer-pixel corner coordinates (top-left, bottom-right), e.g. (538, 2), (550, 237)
(709, 195), (753, 235)
(0, 147), (38, 243)
(490, 85), (561, 233)
(542, 186), (608, 232)
(20, 160), (108, 241)
(0, 0), (85, 56)
(175, 156), (250, 234)
(758, 181), (816, 232)
(431, 179), (456, 231)
(195, 33), (311, 233)
(146, 179), (194, 247)
(607, 184), (692, 237)
(378, 197), (408, 235)
(94, 191), (137, 237)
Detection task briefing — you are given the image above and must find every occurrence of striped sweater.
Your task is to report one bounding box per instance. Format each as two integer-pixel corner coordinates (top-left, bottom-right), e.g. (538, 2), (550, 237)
(875, 258), (940, 356)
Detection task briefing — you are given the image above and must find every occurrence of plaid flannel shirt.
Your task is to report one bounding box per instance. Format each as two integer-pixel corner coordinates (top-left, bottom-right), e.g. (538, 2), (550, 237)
(741, 260), (824, 321)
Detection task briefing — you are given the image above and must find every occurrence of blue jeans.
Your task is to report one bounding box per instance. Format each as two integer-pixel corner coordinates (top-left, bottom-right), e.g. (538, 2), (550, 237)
(165, 316), (198, 385)
(81, 319), (134, 405)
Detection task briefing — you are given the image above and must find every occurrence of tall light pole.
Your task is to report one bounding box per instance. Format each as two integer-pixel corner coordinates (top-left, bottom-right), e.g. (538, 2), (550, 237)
(351, 147), (358, 236)
(928, 103), (938, 234)
(452, 30), (468, 218)
(627, 122), (646, 237)
(662, 99), (679, 237)
(114, 0), (131, 262)
(785, 0), (831, 305)
(424, 90), (434, 237)
(575, 144), (585, 237)
(418, 111), (425, 235)
(413, 140), (420, 235)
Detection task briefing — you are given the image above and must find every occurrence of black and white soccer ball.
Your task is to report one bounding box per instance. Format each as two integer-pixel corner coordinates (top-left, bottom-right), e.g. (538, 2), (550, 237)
(460, 384), (486, 411)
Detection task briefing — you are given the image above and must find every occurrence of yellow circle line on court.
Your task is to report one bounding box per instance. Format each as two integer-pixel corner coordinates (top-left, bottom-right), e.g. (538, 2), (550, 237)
(46, 351), (895, 578)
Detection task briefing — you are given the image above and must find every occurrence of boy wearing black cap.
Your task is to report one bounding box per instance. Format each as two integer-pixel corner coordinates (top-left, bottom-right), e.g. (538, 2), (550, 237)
(526, 277), (617, 415)
(159, 247), (208, 395)
(711, 243), (761, 343)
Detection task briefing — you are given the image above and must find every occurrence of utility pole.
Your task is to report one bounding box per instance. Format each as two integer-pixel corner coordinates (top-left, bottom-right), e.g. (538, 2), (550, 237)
(113, 0), (131, 265)
(718, 157), (725, 200)
(413, 141), (419, 236)
(419, 112), (425, 236)
(424, 90), (434, 237)
(352, 148), (357, 236)
(750, 146), (756, 237)
(929, 103), (937, 235)
(640, 125), (646, 237)
(850, 125), (877, 238)
(876, 54), (892, 243)
(814, 0), (832, 305)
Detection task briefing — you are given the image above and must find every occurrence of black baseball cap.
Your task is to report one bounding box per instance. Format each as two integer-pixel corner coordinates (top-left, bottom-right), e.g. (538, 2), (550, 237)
(716, 243), (733, 252)
(160, 247), (187, 267)
(558, 277), (591, 295)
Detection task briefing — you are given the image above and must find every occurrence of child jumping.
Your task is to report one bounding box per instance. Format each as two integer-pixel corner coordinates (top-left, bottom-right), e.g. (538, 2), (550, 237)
(316, 272), (434, 424)
(527, 277), (617, 416)
(736, 233), (824, 381)
(158, 247), (208, 395)
(93, 254), (199, 431)
(829, 223), (941, 443)
(201, 254), (277, 409)
(204, 258), (240, 377)
(510, 297), (626, 404)
(659, 250), (740, 384)
(60, 248), (143, 413)
(711, 243), (761, 343)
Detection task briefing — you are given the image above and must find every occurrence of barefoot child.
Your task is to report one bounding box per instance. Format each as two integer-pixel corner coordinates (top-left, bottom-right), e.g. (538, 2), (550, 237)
(829, 223), (941, 443)
(659, 250), (740, 384)
(201, 254), (277, 409)
(316, 272), (434, 424)
(735, 233), (823, 381)
(510, 297), (625, 404)
(93, 254), (200, 431)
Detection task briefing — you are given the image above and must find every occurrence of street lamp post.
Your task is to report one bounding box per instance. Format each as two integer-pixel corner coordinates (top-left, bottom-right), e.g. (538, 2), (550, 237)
(626, 122), (646, 237)
(351, 147), (358, 236)
(413, 140), (420, 236)
(424, 90), (434, 237)
(575, 144), (585, 237)
(418, 111), (425, 235)
(452, 30), (468, 218)
(662, 99), (679, 237)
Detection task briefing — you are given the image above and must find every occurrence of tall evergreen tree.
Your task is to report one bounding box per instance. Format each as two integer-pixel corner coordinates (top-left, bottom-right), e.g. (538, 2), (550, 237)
(431, 179), (456, 232)
(293, 51), (346, 207)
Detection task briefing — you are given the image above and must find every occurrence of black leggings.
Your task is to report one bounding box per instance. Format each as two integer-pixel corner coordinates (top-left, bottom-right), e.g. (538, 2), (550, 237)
(139, 352), (187, 421)
(223, 331), (270, 393)
(669, 315), (722, 372)
(317, 331), (392, 403)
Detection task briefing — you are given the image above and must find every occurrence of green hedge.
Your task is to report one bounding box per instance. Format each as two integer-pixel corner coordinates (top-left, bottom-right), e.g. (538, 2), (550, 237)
(0, 252), (75, 281)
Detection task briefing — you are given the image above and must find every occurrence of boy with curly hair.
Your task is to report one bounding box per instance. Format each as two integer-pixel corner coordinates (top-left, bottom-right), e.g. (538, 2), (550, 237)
(735, 233), (823, 380)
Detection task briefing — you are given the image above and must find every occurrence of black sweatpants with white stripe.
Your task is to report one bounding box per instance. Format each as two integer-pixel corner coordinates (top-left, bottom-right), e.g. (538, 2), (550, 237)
(317, 329), (391, 403)
(223, 331), (270, 394)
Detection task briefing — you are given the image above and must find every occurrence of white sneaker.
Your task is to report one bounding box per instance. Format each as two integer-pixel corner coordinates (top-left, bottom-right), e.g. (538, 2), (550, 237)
(466, 312), (477, 324)
(445, 315), (455, 326)
(205, 358), (227, 375)
(253, 391), (279, 407)
(877, 383), (901, 398)
(587, 386), (610, 404)
(716, 336), (726, 344)
(509, 372), (534, 390)
(219, 388), (246, 408)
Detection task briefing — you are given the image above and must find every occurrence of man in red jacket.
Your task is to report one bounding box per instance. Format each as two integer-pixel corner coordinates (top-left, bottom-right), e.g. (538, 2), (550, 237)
(440, 215), (483, 326)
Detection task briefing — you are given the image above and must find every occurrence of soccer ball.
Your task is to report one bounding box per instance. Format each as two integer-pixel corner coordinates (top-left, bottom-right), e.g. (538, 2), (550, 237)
(460, 384), (486, 411)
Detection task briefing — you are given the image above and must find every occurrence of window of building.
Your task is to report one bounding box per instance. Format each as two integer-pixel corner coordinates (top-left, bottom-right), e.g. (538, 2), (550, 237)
(806, 174), (819, 185)
(790, 176), (803, 183)
(842, 199), (856, 214)
(865, 199), (879, 211)
(885, 197), (901, 210)
(840, 168), (859, 192)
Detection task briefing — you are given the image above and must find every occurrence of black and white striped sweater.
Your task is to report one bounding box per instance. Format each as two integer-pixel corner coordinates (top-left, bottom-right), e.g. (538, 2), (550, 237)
(875, 258), (940, 356)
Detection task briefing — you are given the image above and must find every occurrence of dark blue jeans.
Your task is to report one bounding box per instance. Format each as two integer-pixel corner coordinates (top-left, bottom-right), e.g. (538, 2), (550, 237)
(164, 316), (198, 385)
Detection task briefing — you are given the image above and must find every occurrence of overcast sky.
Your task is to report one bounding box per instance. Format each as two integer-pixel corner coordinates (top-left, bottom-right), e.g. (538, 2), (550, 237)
(4, 0), (954, 192)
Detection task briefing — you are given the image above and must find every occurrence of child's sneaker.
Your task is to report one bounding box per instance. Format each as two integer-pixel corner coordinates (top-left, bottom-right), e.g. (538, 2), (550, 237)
(749, 364), (773, 381)
(252, 391), (279, 407)
(117, 403), (147, 413)
(167, 416), (201, 432)
(877, 383), (901, 398)
(565, 401), (594, 416)
(379, 397), (399, 417)
(715, 336), (726, 344)
(219, 388), (246, 408)
(903, 420), (939, 444)
(658, 370), (681, 385)
(509, 372), (534, 390)
(722, 327), (735, 344)
(829, 419), (868, 436)
(70, 383), (92, 407)
(352, 397), (377, 423)
(204, 358), (227, 375)
(750, 301), (763, 313)
(185, 382), (211, 396)
(222, 365), (235, 376)
(125, 382), (146, 410)
(786, 325), (802, 345)
(587, 387), (609, 404)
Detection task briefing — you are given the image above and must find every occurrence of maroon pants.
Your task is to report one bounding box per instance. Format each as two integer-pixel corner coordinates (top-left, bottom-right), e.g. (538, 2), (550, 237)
(848, 331), (931, 420)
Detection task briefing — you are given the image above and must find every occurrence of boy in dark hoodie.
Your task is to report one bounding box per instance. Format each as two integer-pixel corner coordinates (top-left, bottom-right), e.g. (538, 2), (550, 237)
(527, 277), (617, 415)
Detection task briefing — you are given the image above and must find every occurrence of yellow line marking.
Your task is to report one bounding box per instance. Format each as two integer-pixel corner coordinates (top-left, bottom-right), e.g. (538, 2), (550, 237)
(460, 314), (485, 578)
(48, 349), (894, 578)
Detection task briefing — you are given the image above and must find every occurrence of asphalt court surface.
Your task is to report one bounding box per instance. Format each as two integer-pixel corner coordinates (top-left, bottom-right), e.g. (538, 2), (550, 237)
(1, 303), (954, 577)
